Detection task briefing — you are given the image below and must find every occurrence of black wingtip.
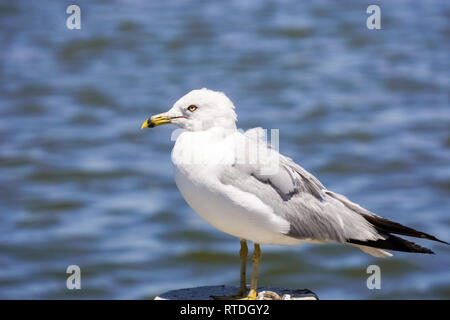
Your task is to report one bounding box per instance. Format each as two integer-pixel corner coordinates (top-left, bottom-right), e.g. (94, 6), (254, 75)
(424, 236), (449, 245)
(348, 234), (435, 254)
(361, 214), (448, 245)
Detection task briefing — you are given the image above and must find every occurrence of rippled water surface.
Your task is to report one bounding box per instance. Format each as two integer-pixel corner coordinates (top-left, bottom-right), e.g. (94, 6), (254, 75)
(0, 1), (449, 299)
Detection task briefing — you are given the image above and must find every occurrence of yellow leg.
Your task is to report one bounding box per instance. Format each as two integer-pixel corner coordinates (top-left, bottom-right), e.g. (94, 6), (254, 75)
(212, 239), (248, 300)
(238, 239), (248, 296)
(241, 243), (261, 300)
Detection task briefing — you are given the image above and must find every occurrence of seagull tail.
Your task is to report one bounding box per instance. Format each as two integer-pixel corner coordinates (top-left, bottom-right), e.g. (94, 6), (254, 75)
(346, 213), (449, 257)
(348, 234), (435, 256)
(350, 244), (393, 258)
(360, 213), (448, 245)
(324, 191), (447, 250)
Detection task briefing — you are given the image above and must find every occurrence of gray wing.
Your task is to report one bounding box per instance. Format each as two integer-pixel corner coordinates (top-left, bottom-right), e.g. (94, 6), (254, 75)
(219, 134), (382, 243)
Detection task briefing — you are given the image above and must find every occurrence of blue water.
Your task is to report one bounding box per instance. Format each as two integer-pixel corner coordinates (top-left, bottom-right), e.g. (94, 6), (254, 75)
(0, 0), (449, 299)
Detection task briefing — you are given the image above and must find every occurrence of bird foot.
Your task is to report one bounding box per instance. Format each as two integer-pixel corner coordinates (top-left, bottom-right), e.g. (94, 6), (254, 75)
(239, 289), (258, 300)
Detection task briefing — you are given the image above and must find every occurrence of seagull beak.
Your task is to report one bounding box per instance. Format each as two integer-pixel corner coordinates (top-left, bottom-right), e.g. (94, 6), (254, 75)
(141, 113), (171, 129)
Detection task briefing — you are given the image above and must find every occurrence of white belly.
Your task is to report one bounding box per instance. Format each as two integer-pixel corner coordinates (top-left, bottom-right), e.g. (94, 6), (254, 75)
(173, 166), (301, 245)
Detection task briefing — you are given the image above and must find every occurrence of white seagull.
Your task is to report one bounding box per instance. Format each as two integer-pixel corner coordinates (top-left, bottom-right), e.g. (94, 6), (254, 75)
(141, 88), (447, 300)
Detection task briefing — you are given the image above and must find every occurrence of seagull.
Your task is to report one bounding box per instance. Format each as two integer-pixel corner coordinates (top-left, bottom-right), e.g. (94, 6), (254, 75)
(141, 88), (447, 300)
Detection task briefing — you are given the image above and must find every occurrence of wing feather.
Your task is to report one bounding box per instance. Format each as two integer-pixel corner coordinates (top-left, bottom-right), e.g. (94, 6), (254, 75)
(219, 130), (381, 243)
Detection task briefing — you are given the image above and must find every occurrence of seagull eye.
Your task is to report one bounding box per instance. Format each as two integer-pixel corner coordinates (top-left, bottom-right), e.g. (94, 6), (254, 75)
(187, 105), (198, 112)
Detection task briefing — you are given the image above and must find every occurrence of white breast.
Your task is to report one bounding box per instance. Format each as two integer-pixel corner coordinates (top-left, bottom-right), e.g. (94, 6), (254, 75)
(171, 131), (301, 245)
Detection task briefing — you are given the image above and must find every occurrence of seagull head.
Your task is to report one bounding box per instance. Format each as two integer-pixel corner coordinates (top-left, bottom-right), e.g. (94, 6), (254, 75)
(141, 88), (237, 132)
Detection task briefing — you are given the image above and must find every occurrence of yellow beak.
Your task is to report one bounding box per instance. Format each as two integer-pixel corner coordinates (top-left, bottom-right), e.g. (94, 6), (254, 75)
(141, 113), (171, 129)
